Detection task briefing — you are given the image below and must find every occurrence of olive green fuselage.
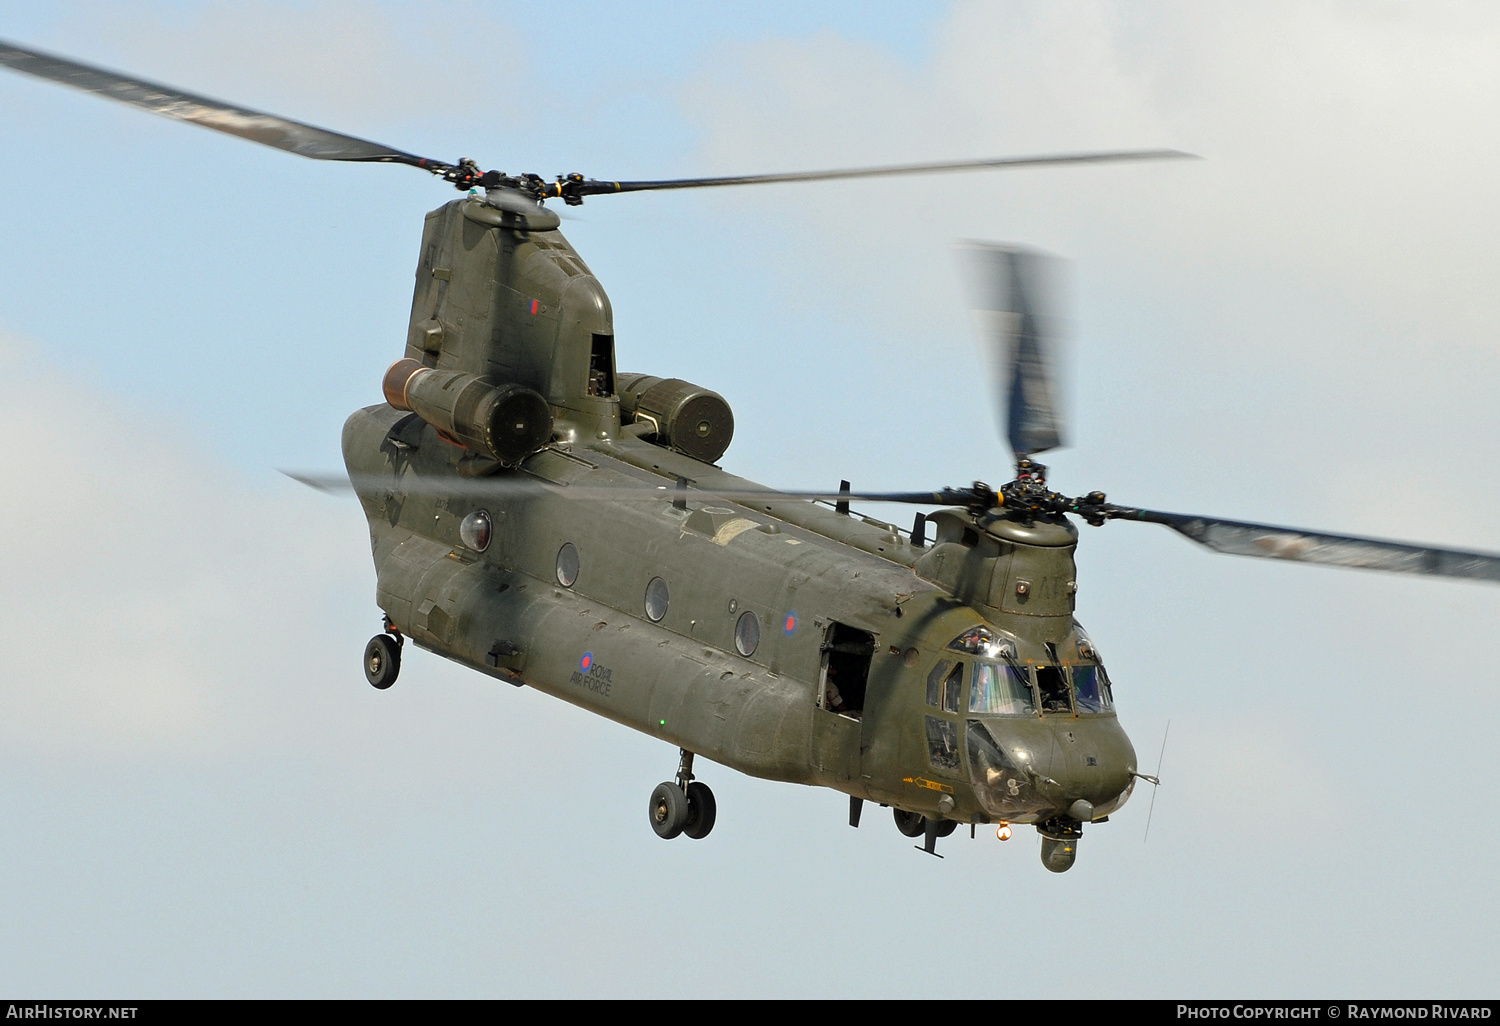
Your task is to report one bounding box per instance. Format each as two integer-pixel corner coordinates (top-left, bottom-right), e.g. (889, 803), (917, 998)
(343, 200), (1138, 832)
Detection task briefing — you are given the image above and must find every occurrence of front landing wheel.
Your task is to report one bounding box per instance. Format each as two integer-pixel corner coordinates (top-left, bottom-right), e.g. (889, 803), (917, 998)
(649, 782), (690, 839)
(364, 634), (401, 690)
(683, 781), (717, 840)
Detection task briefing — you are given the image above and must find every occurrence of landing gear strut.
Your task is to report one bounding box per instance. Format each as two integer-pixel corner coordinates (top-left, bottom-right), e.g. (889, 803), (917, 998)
(893, 808), (925, 838)
(892, 807), (956, 856)
(364, 618), (403, 690)
(649, 749), (716, 840)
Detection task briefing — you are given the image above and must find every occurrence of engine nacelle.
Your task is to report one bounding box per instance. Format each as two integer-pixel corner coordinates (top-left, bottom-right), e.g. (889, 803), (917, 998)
(617, 372), (734, 464)
(383, 359), (552, 466)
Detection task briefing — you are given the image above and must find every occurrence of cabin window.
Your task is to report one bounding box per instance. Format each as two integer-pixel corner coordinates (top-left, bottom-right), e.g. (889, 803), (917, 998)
(734, 610), (760, 656)
(459, 510), (492, 552)
(555, 542), (580, 587)
(644, 577), (669, 622)
(820, 622), (873, 717)
(1071, 665), (1114, 713)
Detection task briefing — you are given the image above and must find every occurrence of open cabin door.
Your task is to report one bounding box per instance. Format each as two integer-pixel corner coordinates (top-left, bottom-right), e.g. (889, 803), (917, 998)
(811, 622), (873, 780)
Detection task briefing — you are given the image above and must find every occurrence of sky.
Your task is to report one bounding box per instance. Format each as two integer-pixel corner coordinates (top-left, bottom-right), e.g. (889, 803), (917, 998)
(2, 0), (1499, 998)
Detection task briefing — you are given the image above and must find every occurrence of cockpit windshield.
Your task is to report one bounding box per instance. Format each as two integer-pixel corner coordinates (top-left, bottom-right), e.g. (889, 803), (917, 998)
(1071, 664), (1114, 713)
(968, 663), (1035, 716)
(942, 627), (1115, 717)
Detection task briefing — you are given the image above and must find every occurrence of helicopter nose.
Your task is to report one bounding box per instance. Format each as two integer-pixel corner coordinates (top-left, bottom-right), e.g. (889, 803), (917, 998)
(1045, 719), (1136, 815)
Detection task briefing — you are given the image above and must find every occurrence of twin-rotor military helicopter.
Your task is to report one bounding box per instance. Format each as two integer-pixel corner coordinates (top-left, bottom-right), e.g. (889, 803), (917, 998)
(7, 39), (1500, 872)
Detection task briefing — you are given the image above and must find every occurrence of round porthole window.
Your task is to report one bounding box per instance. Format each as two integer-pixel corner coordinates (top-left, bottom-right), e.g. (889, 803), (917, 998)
(555, 542), (580, 587)
(645, 577), (669, 622)
(459, 510), (492, 552)
(734, 610), (760, 657)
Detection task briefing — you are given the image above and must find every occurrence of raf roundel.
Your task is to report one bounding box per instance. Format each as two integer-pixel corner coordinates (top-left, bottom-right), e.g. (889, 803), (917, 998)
(783, 611), (798, 636)
(579, 652), (593, 673)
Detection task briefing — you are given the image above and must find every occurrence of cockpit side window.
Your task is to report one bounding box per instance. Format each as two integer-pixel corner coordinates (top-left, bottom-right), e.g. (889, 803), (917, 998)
(925, 716), (960, 774)
(1036, 665), (1072, 714)
(925, 660), (952, 708)
(942, 663), (963, 714)
(926, 660), (964, 712)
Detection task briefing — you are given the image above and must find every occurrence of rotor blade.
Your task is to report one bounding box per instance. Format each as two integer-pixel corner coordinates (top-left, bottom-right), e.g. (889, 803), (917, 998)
(963, 243), (1065, 458)
(281, 471), (353, 494)
(566, 150), (1196, 198)
(1111, 506), (1500, 583)
(282, 469), (969, 507)
(0, 38), (444, 169)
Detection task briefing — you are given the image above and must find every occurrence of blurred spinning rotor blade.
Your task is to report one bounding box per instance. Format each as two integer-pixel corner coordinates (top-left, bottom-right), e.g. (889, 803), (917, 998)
(282, 469), (970, 507)
(281, 471), (352, 494)
(0, 38), (438, 168)
(571, 150), (1196, 197)
(964, 243), (1065, 458)
(0, 38), (1196, 197)
(1113, 507), (1500, 583)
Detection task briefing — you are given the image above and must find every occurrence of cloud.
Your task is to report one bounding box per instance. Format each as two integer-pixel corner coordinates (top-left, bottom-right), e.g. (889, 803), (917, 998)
(673, 1), (1500, 527)
(0, 332), (365, 756)
(58, 1), (526, 135)
(680, 0), (1500, 346)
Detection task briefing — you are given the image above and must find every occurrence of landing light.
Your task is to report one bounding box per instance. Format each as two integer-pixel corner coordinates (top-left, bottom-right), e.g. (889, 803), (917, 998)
(996, 824), (1013, 841)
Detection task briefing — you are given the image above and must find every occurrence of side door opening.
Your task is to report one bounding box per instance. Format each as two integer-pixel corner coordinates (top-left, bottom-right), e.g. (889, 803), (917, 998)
(819, 622), (874, 718)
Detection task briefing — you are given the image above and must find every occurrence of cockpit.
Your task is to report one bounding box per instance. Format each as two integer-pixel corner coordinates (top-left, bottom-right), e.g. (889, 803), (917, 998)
(934, 625), (1115, 718)
(924, 625), (1134, 829)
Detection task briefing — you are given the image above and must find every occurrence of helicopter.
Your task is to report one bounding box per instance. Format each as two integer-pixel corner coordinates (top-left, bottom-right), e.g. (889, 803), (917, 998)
(7, 39), (1500, 874)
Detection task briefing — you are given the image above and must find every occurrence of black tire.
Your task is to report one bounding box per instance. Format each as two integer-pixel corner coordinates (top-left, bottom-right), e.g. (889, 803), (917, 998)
(683, 781), (717, 840)
(364, 634), (401, 689)
(893, 808), (926, 838)
(649, 781), (689, 839)
(935, 818), (958, 838)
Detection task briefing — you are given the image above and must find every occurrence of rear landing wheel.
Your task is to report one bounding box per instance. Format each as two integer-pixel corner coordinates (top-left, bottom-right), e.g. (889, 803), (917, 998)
(364, 634), (401, 689)
(649, 781), (689, 839)
(683, 781), (717, 840)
